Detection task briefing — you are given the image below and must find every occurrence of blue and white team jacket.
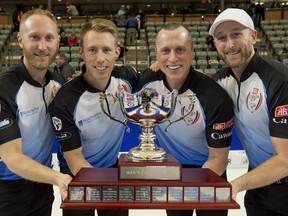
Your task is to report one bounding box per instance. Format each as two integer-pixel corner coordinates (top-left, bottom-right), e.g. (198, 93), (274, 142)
(137, 67), (234, 166)
(213, 54), (288, 168)
(49, 66), (137, 168)
(0, 60), (62, 180)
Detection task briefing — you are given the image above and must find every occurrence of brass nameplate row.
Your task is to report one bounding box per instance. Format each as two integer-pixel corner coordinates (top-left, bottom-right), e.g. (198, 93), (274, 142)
(69, 184), (231, 203)
(61, 167), (240, 210)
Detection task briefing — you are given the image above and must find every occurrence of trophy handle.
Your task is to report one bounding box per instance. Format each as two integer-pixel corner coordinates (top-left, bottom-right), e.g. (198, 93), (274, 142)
(165, 93), (196, 132)
(117, 90), (140, 124)
(99, 92), (130, 133)
(156, 89), (178, 124)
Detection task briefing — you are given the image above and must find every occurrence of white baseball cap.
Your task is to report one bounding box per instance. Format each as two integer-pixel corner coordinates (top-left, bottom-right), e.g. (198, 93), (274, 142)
(209, 8), (255, 36)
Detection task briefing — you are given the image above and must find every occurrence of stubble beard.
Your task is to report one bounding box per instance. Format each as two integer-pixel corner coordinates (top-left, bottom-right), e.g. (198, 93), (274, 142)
(23, 47), (57, 71)
(220, 44), (254, 69)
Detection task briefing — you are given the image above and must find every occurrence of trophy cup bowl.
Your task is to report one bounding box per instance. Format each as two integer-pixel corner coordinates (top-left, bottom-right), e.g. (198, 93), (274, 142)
(117, 88), (178, 162)
(99, 88), (195, 162)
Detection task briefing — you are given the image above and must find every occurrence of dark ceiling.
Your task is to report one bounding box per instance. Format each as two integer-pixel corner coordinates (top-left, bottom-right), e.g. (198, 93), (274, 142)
(2, 0), (117, 5)
(1, 0), (193, 5)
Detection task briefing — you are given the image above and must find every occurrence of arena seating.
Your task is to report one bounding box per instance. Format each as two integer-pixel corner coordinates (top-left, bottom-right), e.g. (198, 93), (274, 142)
(261, 19), (288, 62)
(1, 19), (286, 75)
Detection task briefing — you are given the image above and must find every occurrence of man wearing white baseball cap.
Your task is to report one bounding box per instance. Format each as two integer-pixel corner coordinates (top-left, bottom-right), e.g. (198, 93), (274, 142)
(208, 8), (255, 37)
(210, 8), (288, 216)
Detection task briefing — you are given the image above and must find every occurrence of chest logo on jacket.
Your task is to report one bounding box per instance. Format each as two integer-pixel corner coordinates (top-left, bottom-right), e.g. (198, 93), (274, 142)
(246, 88), (263, 113)
(181, 106), (200, 126)
(19, 107), (40, 118)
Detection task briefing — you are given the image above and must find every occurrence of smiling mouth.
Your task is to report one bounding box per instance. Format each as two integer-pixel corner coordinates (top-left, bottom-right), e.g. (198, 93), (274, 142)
(166, 65), (182, 70)
(95, 66), (108, 70)
(36, 54), (49, 58)
(226, 50), (240, 56)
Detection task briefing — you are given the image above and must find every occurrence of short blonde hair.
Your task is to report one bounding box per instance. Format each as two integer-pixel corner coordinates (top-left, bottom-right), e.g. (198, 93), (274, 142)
(19, 9), (57, 34)
(156, 23), (194, 49)
(80, 18), (119, 47)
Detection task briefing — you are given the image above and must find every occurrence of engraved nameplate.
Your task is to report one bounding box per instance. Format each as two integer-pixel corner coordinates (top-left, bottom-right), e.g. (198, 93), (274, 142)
(86, 186), (101, 202)
(216, 187), (230, 202)
(135, 186), (151, 202)
(119, 186), (134, 202)
(200, 187), (214, 202)
(69, 187), (85, 201)
(168, 187), (183, 202)
(184, 187), (199, 202)
(120, 166), (181, 180)
(102, 186), (118, 202)
(118, 154), (181, 180)
(152, 186), (167, 202)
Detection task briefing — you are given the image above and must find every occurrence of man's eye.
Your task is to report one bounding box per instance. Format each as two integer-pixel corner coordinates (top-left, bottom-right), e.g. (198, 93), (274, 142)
(46, 36), (54, 41)
(31, 35), (39, 40)
(217, 36), (226, 41)
(161, 49), (169, 54)
(103, 48), (111, 53)
(176, 48), (185, 53)
(89, 49), (96, 53)
(232, 32), (241, 38)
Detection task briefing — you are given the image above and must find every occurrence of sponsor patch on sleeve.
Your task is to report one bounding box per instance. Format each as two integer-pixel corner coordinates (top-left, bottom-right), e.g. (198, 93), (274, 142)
(0, 118), (13, 130)
(275, 105), (288, 117)
(213, 123), (226, 130)
(56, 132), (72, 141)
(212, 118), (233, 130)
(52, 116), (62, 131)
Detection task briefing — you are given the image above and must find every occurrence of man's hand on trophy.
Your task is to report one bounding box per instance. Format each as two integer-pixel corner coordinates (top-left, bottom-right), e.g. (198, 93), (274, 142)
(58, 173), (72, 201)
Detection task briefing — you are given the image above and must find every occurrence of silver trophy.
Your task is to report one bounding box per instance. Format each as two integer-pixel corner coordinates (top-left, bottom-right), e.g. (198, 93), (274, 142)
(99, 88), (195, 162)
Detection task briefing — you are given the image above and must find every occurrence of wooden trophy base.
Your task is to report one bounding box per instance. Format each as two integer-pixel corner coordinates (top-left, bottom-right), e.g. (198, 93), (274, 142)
(61, 154), (239, 210)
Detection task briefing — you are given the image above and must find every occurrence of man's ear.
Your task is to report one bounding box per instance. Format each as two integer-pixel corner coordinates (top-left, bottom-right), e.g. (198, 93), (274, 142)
(251, 29), (258, 45)
(17, 32), (23, 49)
(57, 35), (61, 47)
(78, 47), (84, 60)
(115, 46), (121, 59)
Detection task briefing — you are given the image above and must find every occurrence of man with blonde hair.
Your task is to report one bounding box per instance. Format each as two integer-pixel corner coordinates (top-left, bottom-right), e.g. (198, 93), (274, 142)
(0, 9), (72, 216)
(49, 18), (137, 216)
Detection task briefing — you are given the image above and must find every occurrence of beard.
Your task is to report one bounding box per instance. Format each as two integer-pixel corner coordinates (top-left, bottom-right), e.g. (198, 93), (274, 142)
(22, 47), (57, 70)
(219, 42), (254, 69)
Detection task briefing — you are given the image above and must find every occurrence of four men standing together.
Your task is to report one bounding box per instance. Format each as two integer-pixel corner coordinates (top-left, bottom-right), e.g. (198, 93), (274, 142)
(0, 6), (287, 216)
